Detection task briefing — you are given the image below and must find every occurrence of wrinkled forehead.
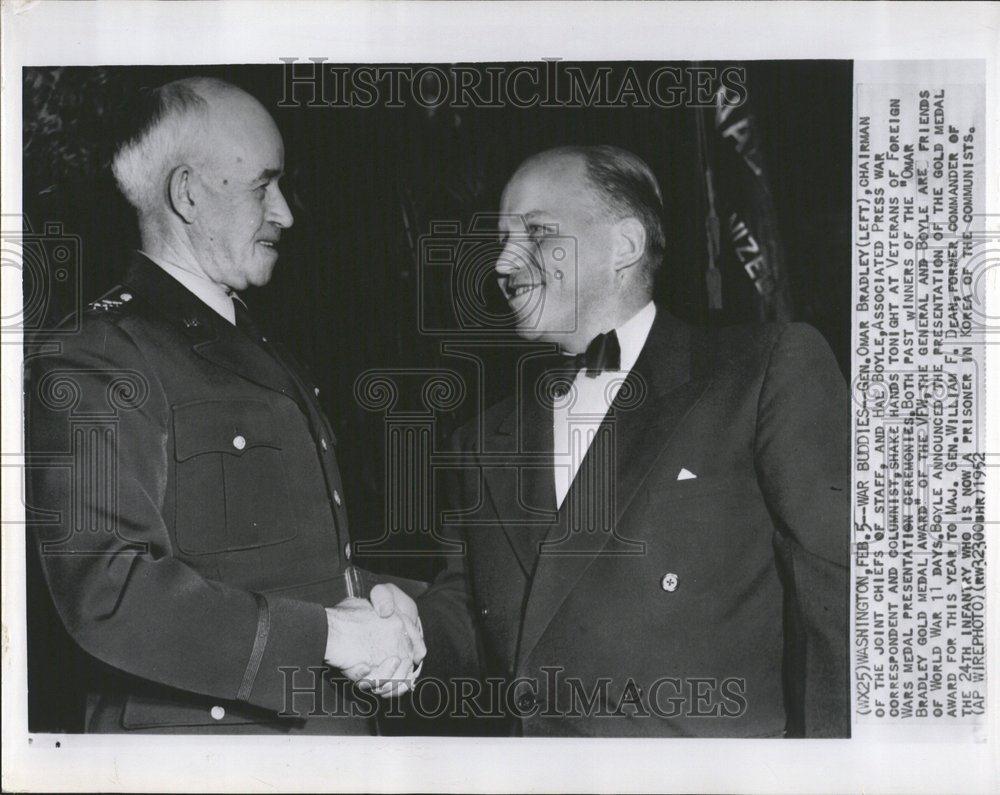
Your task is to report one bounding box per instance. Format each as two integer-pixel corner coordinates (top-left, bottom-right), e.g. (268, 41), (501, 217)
(197, 91), (285, 173)
(499, 153), (600, 229)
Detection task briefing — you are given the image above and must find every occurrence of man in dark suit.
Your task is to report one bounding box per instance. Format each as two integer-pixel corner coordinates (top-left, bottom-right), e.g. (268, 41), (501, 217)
(401, 145), (849, 737)
(25, 77), (424, 733)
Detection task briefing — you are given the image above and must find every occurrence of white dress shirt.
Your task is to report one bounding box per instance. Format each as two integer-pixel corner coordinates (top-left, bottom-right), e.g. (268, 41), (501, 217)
(141, 251), (237, 325)
(553, 301), (657, 509)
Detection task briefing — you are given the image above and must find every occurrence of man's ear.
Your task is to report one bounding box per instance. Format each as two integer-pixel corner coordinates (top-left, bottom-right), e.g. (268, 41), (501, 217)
(612, 217), (647, 276)
(167, 165), (197, 224)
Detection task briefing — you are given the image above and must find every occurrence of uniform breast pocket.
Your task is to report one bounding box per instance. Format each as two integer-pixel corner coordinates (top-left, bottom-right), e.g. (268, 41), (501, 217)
(172, 398), (297, 555)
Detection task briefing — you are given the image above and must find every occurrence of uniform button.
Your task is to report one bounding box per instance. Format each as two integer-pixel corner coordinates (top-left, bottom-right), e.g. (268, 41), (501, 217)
(119, 292), (133, 302)
(210, 705), (225, 720)
(320, 438), (329, 451)
(314, 387), (321, 397)
(343, 541), (352, 560)
(232, 435), (246, 451)
(480, 607), (489, 617)
(660, 572), (679, 592)
(261, 336), (268, 343)
(333, 489), (342, 506)
(517, 693), (537, 711)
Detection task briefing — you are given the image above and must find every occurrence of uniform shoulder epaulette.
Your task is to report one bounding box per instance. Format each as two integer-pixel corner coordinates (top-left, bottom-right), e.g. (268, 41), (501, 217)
(86, 286), (137, 316)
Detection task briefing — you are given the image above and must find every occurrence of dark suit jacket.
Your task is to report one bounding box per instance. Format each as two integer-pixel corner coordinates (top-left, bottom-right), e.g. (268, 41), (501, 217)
(418, 308), (850, 737)
(25, 254), (370, 733)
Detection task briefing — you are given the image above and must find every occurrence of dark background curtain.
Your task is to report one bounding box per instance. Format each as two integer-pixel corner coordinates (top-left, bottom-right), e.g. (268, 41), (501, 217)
(22, 61), (852, 731)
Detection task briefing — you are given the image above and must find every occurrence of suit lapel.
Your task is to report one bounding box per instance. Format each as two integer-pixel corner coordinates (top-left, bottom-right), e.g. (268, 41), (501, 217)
(479, 353), (562, 577)
(516, 309), (715, 667)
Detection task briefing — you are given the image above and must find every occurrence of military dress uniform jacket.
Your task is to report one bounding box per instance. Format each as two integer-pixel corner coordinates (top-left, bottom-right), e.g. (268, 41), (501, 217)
(417, 309), (850, 737)
(26, 254), (365, 733)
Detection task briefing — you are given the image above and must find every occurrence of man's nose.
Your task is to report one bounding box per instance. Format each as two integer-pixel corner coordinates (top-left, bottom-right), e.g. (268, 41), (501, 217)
(268, 185), (294, 229)
(495, 240), (528, 276)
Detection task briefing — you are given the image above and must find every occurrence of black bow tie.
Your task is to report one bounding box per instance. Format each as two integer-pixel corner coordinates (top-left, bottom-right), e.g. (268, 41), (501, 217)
(571, 329), (621, 377)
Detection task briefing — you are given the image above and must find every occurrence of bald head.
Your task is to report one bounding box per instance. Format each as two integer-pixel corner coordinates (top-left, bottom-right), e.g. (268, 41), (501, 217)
(111, 77), (279, 218)
(113, 76), (293, 292)
(497, 145), (663, 350)
(514, 145), (666, 279)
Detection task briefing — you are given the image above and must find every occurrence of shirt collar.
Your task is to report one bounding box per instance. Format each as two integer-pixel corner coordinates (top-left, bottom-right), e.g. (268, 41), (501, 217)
(615, 300), (657, 373)
(140, 251), (237, 326)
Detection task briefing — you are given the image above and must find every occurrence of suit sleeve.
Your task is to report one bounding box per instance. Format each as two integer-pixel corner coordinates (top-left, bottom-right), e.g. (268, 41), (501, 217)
(25, 318), (328, 715)
(753, 323), (850, 737)
(416, 428), (481, 680)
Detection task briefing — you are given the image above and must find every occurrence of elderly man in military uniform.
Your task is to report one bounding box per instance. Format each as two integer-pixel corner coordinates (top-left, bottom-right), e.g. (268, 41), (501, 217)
(26, 77), (424, 733)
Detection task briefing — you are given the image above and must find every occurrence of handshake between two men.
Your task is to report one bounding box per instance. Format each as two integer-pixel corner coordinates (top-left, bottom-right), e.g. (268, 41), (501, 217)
(324, 584), (425, 698)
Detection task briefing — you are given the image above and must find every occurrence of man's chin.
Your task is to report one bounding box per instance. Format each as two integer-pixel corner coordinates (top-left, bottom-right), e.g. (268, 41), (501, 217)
(514, 323), (566, 346)
(246, 262), (278, 289)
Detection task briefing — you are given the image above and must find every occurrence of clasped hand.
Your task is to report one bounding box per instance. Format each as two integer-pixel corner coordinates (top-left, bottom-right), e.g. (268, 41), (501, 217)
(324, 584), (425, 697)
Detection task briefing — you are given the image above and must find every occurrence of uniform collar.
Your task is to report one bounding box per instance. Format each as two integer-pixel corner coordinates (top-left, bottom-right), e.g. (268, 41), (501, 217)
(122, 252), (230, 334)
(140, 250), (237, 325)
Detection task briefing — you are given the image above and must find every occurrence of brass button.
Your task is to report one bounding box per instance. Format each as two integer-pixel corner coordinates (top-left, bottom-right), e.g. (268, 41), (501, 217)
(314, 387), (321, 397)
(660, 573), (679, 592)
(119, 292), (133, 302)
(333, 489), (342, 506)
(320, 438), (329, 451)
(210, 705), (225, 720)
(232, 435), (246, 451)
(343, 541), (352, 560)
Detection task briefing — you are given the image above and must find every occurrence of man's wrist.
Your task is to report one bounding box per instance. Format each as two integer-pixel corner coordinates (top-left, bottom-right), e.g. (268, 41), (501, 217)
(324, 606), (344, 667)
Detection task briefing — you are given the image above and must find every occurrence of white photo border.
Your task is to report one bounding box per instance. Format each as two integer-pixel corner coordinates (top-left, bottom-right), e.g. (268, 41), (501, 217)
(2, 2), (997, 793)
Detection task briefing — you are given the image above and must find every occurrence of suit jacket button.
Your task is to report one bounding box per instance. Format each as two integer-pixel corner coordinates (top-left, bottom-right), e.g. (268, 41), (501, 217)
(343, 541), (352, 560)
(333, 489), (342, 506)
(232, 435), (246, 451)
(660, 573), (679, 592)
(210, 705), (226, 720)
(480, 607), (489, 617)
(321, 438), (329, 452)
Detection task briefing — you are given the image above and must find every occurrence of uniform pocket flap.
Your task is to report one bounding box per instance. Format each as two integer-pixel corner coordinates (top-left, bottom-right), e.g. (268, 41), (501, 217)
(173, 398), (280, 461)
(121, 693), (270, 730)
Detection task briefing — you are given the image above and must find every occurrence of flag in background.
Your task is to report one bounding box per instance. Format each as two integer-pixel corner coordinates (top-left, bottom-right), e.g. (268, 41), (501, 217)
(695, 67), (793, 324)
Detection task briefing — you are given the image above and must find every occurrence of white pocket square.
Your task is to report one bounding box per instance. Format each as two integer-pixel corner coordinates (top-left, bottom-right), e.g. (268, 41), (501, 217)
(677, 468), (697, 481)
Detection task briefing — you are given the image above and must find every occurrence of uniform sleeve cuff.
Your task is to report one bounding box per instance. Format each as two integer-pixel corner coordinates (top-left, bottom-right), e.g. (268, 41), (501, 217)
(243, 595), (328, 714)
